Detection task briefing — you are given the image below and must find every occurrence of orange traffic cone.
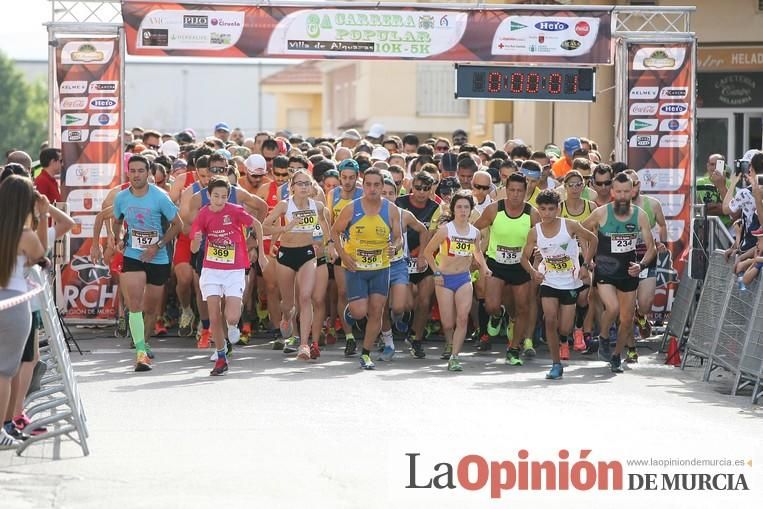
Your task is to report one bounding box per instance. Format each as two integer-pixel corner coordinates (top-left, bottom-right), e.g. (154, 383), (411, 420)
(665, 336), (681, 366)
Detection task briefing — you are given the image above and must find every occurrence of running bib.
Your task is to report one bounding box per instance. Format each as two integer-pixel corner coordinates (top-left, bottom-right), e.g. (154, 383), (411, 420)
(131, 229), (159, 250)
(313, 221), (323, 239)
(495, 245), (521, 265)
(639, 267), (649, 279)
(545, 255), (573, 273)
(449, 238), (475, 257)
(356, 248), (383, 269)
(407, 256), (427, 274)
(610, 234), (637, 253)
(292, 210), (317, 233)
(206, 243), (235, 264)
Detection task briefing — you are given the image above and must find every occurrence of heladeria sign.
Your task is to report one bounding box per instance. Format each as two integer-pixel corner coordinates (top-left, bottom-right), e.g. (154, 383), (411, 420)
(122, 1), (613, 64)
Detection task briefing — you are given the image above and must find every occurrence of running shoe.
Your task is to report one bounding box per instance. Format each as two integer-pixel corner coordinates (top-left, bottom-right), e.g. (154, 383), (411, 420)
(309, 342), (321, 360)
(197, 329), (211, 349)
(598, 336), (611, 362)
(154, 317), (168, 336)
(272, 334), (285, 350)
(3, 424), (29, 442)
(283, 336), (299, 354)
(560, 341), (570, 361)
(379, 345), (395, 361)
(12, 414), (46, 436)
(239, 328), (251, 346)
(210, 359), (229, 376)
(581, 337), (599, 355)
(325, 327), (337, 345)
(635, 315), (652, 340)
(546, 362), (564, 380)
(487, 305), (505, 336)
(375, 336), (385, 352)
(359, 354), (375, 370)
(440, 343), (453, 360)
(297, 344), (311, 361)
(392, 312), (409, 334)
(572, 328), (586, 352)
(228, 326), (241, 345)
(447, 356), (463, 372)
(178, 308), (195, 337)
(135, 352), (152, 372)
(0, 428), (20, 450)
(625, 347), (639, 364)
(610, 354), (624, 373)
(145, 343), (154, 360)
(344, 337), (357, 357)
(115, 315), (128, 337)
(505, 348), (524, 366)
(410, 339), (426, 359)
(476, 334), (492, 352)
(522, 338), (536, 358)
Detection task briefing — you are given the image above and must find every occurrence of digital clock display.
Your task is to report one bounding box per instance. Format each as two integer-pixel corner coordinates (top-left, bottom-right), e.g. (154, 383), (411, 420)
(455, 65), (596, 102)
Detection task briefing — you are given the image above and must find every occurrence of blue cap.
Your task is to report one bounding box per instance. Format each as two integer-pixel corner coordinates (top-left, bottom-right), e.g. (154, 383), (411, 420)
(337, 159), (360, 173)
(214, 122), (231, 133)
(521, 167), (541, 180)
(563, 137), (581, 156)
(215, 148), (232, 160)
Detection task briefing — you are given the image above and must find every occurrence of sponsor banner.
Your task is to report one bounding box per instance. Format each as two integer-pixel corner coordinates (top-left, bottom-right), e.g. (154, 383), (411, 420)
(123, 1), (613, 64)
(629, 86), (658, 100)
(56, 35), (122, 320)
(627, 42), (694, 312)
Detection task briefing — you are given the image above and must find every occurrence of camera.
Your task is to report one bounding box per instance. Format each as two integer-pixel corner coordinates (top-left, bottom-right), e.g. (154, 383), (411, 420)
(735, 159), (750, 176)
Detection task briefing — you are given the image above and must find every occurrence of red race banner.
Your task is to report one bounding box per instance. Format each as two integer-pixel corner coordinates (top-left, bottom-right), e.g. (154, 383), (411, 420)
(123, 1), (613, 64)
(56, 36), (123, 320)
(626, 42), (694, 313)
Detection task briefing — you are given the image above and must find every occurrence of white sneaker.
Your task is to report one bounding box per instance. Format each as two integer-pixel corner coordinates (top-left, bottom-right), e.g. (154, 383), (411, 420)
(0, 428), (21, 450)
(227, 325), (241, 345)
(209, 351), (218, 362)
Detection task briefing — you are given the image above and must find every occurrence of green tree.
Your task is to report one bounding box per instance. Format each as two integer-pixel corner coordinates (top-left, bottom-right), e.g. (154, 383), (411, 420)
(0, 50), (48, 161)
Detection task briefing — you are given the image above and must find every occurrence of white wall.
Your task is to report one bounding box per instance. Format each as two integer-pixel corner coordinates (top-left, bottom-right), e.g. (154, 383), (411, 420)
(17, 58), (289, 138)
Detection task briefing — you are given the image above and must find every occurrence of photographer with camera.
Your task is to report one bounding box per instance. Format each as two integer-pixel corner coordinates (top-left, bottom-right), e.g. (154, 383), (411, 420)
(722, 150), (763, 277)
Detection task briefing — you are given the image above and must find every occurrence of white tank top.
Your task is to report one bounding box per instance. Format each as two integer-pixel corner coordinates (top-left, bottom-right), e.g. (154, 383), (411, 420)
(2, 255), (28, 293)
(474, 195), (493, 215)
(443, 221), (479, 258)
(285, 197), (319, 234)
(536, 219), (581, 290)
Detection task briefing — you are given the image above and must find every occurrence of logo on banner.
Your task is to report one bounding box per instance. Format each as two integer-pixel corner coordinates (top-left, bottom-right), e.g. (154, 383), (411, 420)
(629, 103), (659, 115)
(629, 135), (658, 148)
(659, 119), (688, 132)
(637, 169), (685, 192)
(561, 40), (581, 51)
(89, 129), (119, 143)
(89, 81), (118, 93)
(65, 163), (117, 187)
(89, 97), (118, 110)
(90, 113), (119, 126)
(183, 15), (208, 28)
(535, 21), (568, 32)
(659, 103), (689, 116)
(60, 97), (88, 110)
(629, 86), (659, 99)
(659, 87), (689, 99)
(60, 81), (87, 94)
(61, 113), (89, 127)
(62, 129), (90, 143)
(632, 47), (686, 70)
(653, 194), (686, 218)
(629, 119), (658, 132)
(61, 41), (113, 64)
(210, 17), (242, 27)
(659, 135), (689, 148)
(575, 21), (590, 36)
(510, 21), (527, 31)
(210, 33), (232, 45)
(142, 29), (169, 47)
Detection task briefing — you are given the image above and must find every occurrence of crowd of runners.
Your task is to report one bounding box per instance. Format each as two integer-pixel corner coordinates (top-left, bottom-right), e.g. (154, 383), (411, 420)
(81, 125), (672, 379)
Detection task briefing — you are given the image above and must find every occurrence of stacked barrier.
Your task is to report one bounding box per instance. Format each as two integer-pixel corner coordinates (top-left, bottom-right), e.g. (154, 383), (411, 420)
(682, 250), (763, 404)
(15, 267), (89, 458)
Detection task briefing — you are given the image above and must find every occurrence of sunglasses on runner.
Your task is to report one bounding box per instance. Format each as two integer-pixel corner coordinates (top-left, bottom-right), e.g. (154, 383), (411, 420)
(594, 179), (612, 187)
(565, 182), (584, 188)
(413, 185), (432, 192)
(473, 184), (491, 191)
(274, 171), (289, 177)
(209, 166), (228, 174)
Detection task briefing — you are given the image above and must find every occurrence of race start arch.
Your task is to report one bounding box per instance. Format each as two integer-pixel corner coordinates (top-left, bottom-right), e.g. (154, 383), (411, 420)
(47, 0), (695, 320)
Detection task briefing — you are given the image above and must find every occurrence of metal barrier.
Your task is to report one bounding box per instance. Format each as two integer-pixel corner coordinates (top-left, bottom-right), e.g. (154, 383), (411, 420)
(682, 250), (735, 366)
(15, 267), (89, 458)
(682, 249), (763, 404)
(659, 265), (699, 353)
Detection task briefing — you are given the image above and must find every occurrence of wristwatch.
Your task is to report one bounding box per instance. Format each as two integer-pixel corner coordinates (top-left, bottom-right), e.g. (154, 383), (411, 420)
(434, 270), (442, 277)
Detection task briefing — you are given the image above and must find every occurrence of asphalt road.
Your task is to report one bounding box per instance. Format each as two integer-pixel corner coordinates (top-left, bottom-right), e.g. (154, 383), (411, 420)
(1, 330), (760, 508)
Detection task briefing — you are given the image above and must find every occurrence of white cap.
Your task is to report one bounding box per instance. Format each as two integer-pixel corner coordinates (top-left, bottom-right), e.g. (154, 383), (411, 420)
(368, 123), (386, 139)
(741, 149), (761, 162)
(371, 146), (390, 161)
(160, 140), (180, 158)
(244, 154), (267, 175)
